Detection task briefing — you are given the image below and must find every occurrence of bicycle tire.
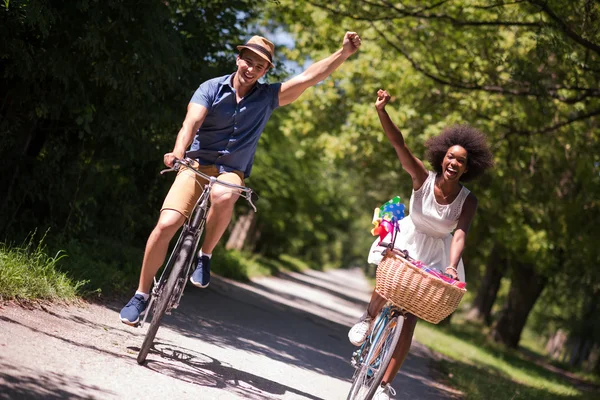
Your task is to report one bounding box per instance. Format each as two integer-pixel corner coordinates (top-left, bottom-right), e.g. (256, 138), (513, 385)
(136, 231), (196, 364)
(346, 315), (404, 400)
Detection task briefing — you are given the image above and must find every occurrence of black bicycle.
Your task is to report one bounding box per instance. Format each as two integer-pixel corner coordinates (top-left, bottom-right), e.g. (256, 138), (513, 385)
(136, 157), (257, 365)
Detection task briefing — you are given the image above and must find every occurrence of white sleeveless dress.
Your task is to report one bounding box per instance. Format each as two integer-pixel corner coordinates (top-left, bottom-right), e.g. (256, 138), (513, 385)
(368, 171), (470, 282)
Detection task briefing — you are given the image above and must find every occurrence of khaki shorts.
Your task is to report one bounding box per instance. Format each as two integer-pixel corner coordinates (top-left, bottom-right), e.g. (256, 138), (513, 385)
(161, 162), (244, 219)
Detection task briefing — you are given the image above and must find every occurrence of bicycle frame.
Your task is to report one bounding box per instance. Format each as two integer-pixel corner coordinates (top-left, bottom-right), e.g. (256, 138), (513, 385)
(138, 158), (257, 327)
(347, 302), (406, 400)
(352, 304), (403, 367)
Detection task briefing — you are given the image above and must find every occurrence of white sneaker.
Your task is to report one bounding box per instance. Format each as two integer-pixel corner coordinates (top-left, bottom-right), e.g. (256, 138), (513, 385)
(373, 383), (396, 400)
(348, 313), (374, 346)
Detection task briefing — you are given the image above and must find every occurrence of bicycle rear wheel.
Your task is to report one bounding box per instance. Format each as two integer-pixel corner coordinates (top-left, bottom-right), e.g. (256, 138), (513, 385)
(346, 314), (404, 400)
(136, 230), (196, 364)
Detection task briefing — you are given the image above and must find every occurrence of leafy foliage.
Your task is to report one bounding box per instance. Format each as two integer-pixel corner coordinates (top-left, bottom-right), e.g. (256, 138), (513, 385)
(0, 0), (260, 244)
(262, 0), (600, 353)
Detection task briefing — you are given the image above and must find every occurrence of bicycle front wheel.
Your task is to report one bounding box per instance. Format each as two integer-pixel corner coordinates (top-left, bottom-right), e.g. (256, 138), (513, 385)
(136, 231), (196, 364)
(347, 314), (404, 400)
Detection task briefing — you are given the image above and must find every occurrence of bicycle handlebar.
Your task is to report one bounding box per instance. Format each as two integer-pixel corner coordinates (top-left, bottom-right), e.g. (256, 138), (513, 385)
(380, 242), (457, 280)
(160, 158), (258, 212)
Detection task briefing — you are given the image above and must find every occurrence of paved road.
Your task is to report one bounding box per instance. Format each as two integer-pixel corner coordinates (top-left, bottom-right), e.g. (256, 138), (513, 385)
(0, 268), (461, 399)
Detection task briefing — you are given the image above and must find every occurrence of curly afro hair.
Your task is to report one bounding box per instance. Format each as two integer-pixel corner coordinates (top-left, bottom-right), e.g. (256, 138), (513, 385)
(425, 124), (494, 182)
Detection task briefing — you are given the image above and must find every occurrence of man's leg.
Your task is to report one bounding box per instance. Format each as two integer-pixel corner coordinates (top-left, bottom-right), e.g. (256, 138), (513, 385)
(121, 165), (201, 325)
(190, 171), (242, 288)
(200, 171), (243, 253)
(137, 209), (186, 293)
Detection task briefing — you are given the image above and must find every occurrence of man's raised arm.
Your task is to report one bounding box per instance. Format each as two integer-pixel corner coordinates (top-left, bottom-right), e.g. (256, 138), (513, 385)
(278, 32), (361, 107)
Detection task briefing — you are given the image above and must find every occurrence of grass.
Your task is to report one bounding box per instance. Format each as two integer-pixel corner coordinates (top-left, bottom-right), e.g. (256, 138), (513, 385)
(212, 247), (313, 281)
(413, 313), (599, 399)
(0, 229), (321, 303)
(0, 233), (87, 302)
(59, 238), (314, 297)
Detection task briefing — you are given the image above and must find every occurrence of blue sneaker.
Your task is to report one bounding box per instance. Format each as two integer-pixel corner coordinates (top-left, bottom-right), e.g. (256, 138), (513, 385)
(119, 294), (148, 326)
(190, 255), (211, 288)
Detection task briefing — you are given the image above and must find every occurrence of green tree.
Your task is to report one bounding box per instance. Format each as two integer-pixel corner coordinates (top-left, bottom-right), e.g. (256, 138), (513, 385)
(263, 0), (600, 353)
(0, 0), (261, 244)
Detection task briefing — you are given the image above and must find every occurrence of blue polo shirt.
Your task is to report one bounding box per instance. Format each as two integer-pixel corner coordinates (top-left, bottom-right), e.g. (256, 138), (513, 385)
(187, 73), (281, 178)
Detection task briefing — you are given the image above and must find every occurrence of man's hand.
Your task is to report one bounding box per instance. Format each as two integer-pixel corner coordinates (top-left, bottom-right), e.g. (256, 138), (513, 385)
(375, 89), (391, 111)
(163, 152), (182, 168)
(279, 31), (361, 107)
(342, 31), (361, 57)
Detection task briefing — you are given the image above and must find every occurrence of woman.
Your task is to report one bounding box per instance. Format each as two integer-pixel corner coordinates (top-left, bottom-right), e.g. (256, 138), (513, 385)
(349, 89), (494, 400)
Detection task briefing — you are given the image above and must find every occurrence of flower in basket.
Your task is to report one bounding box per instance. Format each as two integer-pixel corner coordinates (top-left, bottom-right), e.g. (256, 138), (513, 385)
(371, 196), (406, 241)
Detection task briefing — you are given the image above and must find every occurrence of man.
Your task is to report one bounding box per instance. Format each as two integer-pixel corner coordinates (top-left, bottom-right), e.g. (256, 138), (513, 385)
(120, 32), (362, 325)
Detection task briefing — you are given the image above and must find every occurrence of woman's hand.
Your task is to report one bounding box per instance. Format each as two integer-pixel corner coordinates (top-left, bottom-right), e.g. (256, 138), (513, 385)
(445, 266), (459, 280)
(375, 89), (391, 111)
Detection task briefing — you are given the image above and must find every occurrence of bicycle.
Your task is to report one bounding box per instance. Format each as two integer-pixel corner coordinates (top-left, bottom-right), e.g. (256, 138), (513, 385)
(347, 301), (405, 400)
(346, 245), (408, 400)
(136, 157), (257, 365)
(346, 244), (460, 400)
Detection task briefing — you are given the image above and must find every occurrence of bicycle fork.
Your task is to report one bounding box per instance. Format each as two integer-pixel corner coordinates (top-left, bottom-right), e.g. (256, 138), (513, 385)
(351, 313), (389, 369)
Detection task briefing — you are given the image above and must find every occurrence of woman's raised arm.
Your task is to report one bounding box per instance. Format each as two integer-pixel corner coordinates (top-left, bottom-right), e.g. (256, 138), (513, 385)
(376, 89), (428, 190)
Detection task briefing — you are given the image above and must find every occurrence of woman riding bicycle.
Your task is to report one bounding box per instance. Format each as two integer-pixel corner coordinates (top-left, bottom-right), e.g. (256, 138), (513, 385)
(348, 89), (494, 400)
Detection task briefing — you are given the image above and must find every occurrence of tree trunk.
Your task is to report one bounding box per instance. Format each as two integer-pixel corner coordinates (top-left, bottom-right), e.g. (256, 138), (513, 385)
(567, 292), (599, 368)
(569, 337), (593, 368)
(490, 261), (547, 348)
(545, 329), (568, 360)
(465, 245), (505, 325)
(225, 210), (256, 251)
(592, 345), (600, 374)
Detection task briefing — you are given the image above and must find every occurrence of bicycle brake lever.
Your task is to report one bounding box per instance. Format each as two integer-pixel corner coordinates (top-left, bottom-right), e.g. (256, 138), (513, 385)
(160, 160), (182, 175)
(160, 168), (176, 175)
(248, 198), (257, 213)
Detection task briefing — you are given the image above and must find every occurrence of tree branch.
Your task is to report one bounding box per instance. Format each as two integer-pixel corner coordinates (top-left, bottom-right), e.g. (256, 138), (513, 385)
(512, 107), (600, 136)
(528, 0), (600, 56)
(372, 23), (600, 103)
(472, 1), (529, 10)
(305, 0), (542, 27)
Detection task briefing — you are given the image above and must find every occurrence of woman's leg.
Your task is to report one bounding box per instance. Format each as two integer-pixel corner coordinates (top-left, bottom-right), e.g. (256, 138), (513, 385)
(381, 314), (418, 384)
(349, 291), (388, 345)
(367, 290), (388, 318)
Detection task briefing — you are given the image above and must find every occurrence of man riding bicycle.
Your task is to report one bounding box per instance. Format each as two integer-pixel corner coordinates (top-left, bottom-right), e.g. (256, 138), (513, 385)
(120, 32), (362, 325)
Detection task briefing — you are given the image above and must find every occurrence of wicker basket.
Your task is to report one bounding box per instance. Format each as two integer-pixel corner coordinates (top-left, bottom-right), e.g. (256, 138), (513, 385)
(375, 250), (466, 324)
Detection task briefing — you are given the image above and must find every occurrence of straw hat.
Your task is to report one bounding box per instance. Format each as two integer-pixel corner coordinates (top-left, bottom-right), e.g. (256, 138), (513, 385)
(236, 36), (275, 67)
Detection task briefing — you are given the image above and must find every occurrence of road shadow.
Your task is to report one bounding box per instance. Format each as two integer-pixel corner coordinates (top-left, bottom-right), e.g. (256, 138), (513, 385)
(0, 316), (134, 363)
(272, 271), (370, 308)
(22, 266), (458, 399)
(133, 342), (324, 400)
(158, 279), (357, 382)
(0, 361), (113, 399)
(115, 269), (459, 398)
